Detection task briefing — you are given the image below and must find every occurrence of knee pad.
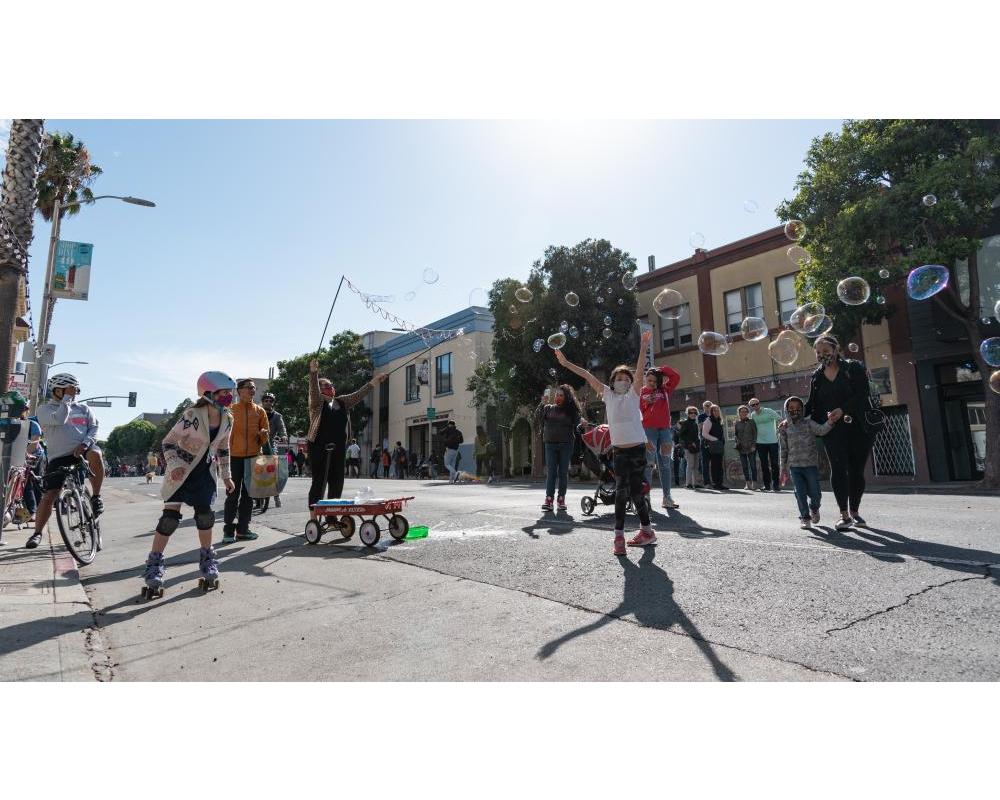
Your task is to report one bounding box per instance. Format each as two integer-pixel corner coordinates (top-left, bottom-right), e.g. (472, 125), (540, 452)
(156, 509), (182, 536)
(194, 507), (215, 530)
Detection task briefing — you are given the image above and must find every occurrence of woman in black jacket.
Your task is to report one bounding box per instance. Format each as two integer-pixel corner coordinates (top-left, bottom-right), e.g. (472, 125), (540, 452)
(675, 405), (701, 489)
(535, 383), (583, 512)
(804, 335), (874, 530)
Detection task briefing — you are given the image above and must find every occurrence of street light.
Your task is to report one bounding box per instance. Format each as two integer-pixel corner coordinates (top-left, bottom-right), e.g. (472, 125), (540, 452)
(50, 361), (89, 369)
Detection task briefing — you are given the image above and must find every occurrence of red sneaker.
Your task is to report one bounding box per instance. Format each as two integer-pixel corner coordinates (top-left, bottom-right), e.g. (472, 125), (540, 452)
(613, 534), (626, 555)
(627, 529), (657, 547)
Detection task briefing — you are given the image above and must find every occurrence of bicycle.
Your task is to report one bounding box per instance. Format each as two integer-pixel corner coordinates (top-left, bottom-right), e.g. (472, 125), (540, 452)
(2, 454), (41, 534)
(53, 456), (102, 565)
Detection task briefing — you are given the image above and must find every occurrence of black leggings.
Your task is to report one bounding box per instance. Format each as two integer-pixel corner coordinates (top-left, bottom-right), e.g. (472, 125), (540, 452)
(823, 430), (873, 514)
(308, 441), (346, 508)
(709, 452), (724, 487)
(613, 445), (651, 531)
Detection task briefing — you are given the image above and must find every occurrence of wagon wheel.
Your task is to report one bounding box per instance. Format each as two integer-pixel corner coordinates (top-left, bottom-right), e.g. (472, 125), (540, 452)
(388, 514), (409, 540)
(359, 520), (380, 547)
(580, 496), (596, 516)
(338, 515), (356, 539)
(304, 519), (323, 545)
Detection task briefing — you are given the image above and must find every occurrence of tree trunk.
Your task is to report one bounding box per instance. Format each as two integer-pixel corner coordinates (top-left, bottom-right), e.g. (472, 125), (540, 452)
(0, 119), (44, 387)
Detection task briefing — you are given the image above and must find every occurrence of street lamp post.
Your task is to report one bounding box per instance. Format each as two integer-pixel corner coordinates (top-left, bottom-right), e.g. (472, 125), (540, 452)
(30, 195), (154, 407)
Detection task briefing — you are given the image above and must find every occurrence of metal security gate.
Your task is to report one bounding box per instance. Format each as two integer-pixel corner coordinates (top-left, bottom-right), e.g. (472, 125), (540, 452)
(871, 405), (916, 476)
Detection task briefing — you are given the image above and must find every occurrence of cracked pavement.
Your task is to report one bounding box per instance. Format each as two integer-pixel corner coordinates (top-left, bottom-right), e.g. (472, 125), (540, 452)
(42, 476), (1000, 680)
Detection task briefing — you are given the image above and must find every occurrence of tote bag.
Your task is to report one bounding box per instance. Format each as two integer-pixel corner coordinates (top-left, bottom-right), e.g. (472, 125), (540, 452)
(244, 453), (289, 498)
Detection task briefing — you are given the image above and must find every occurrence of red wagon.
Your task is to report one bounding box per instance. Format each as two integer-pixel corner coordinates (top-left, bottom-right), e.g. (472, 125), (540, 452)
(304, 496), (415, 548)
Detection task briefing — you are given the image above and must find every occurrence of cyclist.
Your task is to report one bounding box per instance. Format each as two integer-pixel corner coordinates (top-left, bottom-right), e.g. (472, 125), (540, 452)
(259, 391), (287, 509)
(24, 373), (105, 549)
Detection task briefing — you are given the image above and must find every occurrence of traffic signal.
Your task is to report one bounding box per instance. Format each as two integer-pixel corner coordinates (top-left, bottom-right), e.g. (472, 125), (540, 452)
(128, 391), (137, 407)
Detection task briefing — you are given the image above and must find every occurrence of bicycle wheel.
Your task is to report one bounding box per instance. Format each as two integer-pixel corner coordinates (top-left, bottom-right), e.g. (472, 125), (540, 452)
(56, 487), (98, 565)
(2, 470), (23, 526)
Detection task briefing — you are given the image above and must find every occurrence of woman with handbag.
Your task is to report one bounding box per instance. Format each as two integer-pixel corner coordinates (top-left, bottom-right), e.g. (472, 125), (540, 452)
(700, 404), (729, 491)
(676, 406), (701, 489)
(804, 335), (876, 530)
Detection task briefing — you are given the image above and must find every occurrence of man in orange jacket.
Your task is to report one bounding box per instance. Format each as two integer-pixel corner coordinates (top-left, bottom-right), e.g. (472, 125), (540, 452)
(222, 378), (269, 544)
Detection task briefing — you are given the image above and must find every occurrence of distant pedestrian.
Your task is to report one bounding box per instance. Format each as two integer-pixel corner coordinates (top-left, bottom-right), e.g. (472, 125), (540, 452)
(697, 400), (713, 487)
(295, 449), (306, 478)
(535, 384), (583, 512)
(369, 447), (381, 478)
(381, 447), (390, 478)
(700, 404), (728, 491)
(779, 395), (837, 529)
(474, 426), (490, 478)
(442, 421), (464, 483)
(676, 406), (701, 489)
(346, 438), (361, 478)
(749, 397), (781, 492)
(733, 404), (758, 490)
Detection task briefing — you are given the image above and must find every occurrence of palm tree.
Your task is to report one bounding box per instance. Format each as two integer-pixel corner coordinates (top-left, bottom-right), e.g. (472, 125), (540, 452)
(0, 119), (44, 385)
(35, 132), (103, 221)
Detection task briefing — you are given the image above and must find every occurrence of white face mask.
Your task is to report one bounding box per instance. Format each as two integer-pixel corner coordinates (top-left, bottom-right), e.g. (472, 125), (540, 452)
(613, 380), (631, 395)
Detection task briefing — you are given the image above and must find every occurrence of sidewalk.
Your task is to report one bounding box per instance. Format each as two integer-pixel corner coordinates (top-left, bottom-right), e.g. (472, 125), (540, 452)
(0, 521), (107, 681)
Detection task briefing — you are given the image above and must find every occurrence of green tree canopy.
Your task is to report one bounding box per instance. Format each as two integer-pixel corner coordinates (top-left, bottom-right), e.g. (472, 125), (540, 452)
(35, 132), (103, 221)
(151, 399), (194, 451)
(105, 419), (157, 461)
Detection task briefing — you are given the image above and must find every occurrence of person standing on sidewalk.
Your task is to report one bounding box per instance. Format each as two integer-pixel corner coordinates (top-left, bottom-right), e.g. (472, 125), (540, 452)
(697, 400), (713, 488)
(305, 359), (387, 520)
(733, 404), (758, 490)
(345, 438), (362, 478)
(676, 406), (701, 489)
(749, 397), (781, 492)
(260, 391), (287, 508)
(474, 426), (490, 479)
(222, 378), (269, 544)
(442, 420), (464, 483)
(700, 404), (729, 491)
(535, 384), (583, 512)
(640, 364), (681, 510)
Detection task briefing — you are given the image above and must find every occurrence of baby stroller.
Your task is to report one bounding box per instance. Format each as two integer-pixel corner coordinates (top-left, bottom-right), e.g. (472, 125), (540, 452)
(577, 421), (650, 517)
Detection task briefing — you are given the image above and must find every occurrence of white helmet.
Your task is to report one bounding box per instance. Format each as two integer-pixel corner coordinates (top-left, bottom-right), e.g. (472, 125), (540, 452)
(47, 372), (80, 395)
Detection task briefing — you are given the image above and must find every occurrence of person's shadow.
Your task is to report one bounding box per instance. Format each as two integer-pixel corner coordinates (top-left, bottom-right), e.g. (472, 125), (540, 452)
(536, 547), (737, 681)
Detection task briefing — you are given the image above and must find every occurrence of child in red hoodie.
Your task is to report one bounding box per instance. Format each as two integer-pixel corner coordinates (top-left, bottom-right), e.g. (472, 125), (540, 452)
(640, 364), (681, 509)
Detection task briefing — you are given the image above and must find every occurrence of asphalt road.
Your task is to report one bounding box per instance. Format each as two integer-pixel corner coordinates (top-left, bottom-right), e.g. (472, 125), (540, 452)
(77, 475), (1000, 681)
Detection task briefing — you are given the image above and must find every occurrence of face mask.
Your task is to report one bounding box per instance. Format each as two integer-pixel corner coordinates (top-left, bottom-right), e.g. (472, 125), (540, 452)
(817, 352), (836, 367)
(613, 380), (631, 395)
(788, 409), (802, 421)
(554, 395), (565, 405)
(321, 386), (334, 398)
(214, 393), (233, 408)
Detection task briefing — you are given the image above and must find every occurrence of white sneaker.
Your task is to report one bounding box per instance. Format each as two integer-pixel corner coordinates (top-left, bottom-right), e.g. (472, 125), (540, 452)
(661, 496), (678, 509)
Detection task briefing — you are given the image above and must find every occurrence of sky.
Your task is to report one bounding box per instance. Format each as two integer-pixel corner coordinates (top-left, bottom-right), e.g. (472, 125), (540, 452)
(2, 119), (842, 433)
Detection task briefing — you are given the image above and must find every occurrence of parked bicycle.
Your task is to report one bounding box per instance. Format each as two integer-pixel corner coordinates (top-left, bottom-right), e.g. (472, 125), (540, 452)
(2, 454), (41, 534)
(52, 455), (102, 565)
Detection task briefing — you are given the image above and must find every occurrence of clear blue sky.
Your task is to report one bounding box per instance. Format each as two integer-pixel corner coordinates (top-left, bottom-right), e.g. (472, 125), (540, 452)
(4, 119), (841, 433)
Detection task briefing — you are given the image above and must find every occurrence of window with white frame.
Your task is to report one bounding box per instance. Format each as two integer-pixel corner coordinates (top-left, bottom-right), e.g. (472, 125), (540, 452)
(660, 303), (692, 350)
(776, 273), (797, 325)
(724, 283), (764, 334)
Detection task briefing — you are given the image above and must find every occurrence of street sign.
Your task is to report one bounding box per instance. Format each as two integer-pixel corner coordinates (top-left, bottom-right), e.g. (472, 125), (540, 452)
(88, 400), (112, 407)
(426, 407), (436, 420)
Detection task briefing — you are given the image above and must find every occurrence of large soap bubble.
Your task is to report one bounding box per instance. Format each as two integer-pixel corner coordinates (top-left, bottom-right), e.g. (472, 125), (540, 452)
(981, 337), (1000, 367)
(468, 287), (487, 306)
(837, 276), (871, 306)
(622, 273), (638, 291)
(768, 330), (802, 367)
(787, 245), (811, 266)
(789, 302), (826, 336)
(698, 331), (730, 356)
(806, 314), (834, 338)
(423, 268), (439, 284)
(784, 220), (807, 241)
(906, 264), (950, 300)
(743, 200), (759, 213)
(547, 332), (567, 350)
(991, 370), (1000, 395)
(690, 231), (706, 248)
(565, 291), (579, 307)
(740, 316), (769, 342)
(515, 287), (533, 303)
(652, 288), (685, 320)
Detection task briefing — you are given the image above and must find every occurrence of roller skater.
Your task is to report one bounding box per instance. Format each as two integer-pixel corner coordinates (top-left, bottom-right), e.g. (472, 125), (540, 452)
(138, 371), (235, 601)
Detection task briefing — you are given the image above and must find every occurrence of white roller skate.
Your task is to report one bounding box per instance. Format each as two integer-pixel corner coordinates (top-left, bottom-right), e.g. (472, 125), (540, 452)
(140, 551), (165, 600)
(198, 546), (220, 591)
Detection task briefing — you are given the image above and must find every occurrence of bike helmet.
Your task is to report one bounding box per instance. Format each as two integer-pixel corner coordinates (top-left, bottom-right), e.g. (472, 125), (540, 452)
(261, 391), (275, 402)
(196, 371), (236, 399)
(47, 373), (80, 395)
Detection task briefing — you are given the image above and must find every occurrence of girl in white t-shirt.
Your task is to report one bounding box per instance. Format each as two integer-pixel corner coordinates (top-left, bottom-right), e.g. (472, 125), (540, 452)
(554, 329), (655, 554)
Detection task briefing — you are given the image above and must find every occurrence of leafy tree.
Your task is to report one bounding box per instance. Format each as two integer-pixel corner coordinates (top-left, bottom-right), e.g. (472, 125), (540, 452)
(268, 330), (374, 437)
(106, 419), (157, 461)
(778, 119), (1000, 487)
(35, 132), (103, 221)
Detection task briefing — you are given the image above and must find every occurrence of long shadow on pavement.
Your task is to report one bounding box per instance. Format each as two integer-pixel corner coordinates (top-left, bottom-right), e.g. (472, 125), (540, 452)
(536, 546), (737, 681)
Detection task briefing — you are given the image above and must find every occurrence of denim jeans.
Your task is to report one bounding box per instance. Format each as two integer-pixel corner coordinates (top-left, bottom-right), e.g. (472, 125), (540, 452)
(444, 448), (459, 480)
(644, 426), (674, 498)
(544, 441), (574, 498)
(789, 465), (822, 519)
(738, 452), (757, 482)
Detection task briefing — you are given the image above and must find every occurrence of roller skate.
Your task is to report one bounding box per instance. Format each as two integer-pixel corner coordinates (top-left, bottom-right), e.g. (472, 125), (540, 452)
(198, 546), (220, 591)
(140, 551), (166, 600)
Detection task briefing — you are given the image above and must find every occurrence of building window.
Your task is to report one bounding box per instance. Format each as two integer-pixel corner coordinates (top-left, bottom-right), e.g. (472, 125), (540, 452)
(406, 365), (419, 402)
(660, 303), (692, 350)
(776, 273), (797, 325)
(435, 353), (453, 395)
(740, 384), (756, 404)
(724, 283), (764, 334)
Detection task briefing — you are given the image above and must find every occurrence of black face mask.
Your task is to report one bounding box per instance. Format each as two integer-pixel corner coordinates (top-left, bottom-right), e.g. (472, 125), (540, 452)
(817, 353), (837, 368)
(788, 409), (803, 421)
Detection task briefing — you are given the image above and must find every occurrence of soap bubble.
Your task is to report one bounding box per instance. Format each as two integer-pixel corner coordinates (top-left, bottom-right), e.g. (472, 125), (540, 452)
(984, 318), (994, 325)
(922, 194), (938, 207)
(652, 288), (685, 320)
(690, 231), (705, 248)
(603, 315), (612, 326)
(881, 354), (888, 360)
(743, 200), (759, 213)
(806, 314), (834, 338)
(995, 299), (1000, 319)
(783, 220), (807, 241)
(618, 298), (624, 306)
(515, 287), (533, 303)
(848, 343), (859, 353)
(597, 296), (605, 305)
(549, 368), (557, 378)
(906, 264), (950, 300)
(991, 370), (1000, 395)
(740, 316), (769, 342)
(558, 320), (568, 333)
(509, 304), (518, 313)
(768, 334), (801, 366)
(547, 332), (567, 350)
(532, 338), (544, 353)
(508, 367), (517, 378)
(487, 360), (497, 373)
(789, 302), (827, 336)
(876, 295), (886, 305)
(405, 291), (417, 301)
(423, 267), (439, 284)
(787, 246), (811, 266)
(879, 268), (890, 279)
(622, 273), (638, 291)
(468, 287), (487, 306)
(981, 337), (1000, 367)
(565, 291), (579, 307)
(602, 328), (613, 339)
(568, 326), (579, 338)
(354, 486), (375, 503)
(698, 331), (730, 356)
(837, 276), (871, 306)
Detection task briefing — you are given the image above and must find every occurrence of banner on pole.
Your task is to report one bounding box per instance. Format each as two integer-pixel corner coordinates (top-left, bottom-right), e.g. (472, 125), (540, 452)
(52, 240), (94, 301)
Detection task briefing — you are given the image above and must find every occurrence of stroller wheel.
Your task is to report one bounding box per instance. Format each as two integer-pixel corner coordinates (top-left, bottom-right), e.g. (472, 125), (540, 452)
(580, 496), (596, 516)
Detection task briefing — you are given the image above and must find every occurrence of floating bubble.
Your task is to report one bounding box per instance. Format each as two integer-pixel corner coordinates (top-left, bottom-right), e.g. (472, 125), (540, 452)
(509, 304), (518, 313)
(922, 194), (938, 207)
(876, 295), (886, 305)
(618, 298), (624, 306)
(532, 338), (544, 353)
(848, 342), (859, 353)
(560, 320), (569, 332)
(837, 276), (871, 306)
(487, 360), (497, 373)
(789, 302), (827, 336)
(603, 315), (612, 326)
(906, 264), (949, 300)
(740, 316), (769, 342)
(881, 354), (888, 360)
(984, 318), (994, 326)
(784, 220), (807, 241)
(508, 367), (517, 378)
(423, 267), (439, 284)
(652, 288), (685, 320)
(807, 314), (834, 338)
(565, 291), (579, 307)
(743, 200), (759, 214)
(768, 330), (803, 367)
(995, 299), (1000, 319)
(879, 268), (890, 279)
(690, 231), (706, 249)
(568, 326), (579, 338)
(606, 286), (613, 295)
(622, 273), (638, 291)
(468, 288), (487, 306)
(698, 331), (729, 356)
(547, 333), (567, 350)
(549, 368), (558, 378)
(602, 328), (613, 339)
(981, 337), (1000, 367)
(843, 415), (854, 424)
(515, 287), (533, 303)
(405, 291), (417, 301)
(597, 296), (605, 305)
(991, 370), (1000, 395)
(786, 245), (811, 266)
